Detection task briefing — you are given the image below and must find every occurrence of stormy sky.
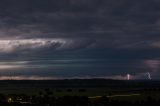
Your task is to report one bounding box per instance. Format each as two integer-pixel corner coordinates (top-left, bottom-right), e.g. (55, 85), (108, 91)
(0, 0), (159, 80)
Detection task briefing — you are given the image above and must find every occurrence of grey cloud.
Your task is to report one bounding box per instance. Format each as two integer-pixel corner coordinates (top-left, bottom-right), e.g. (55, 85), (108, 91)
(0, 0), (159, 79)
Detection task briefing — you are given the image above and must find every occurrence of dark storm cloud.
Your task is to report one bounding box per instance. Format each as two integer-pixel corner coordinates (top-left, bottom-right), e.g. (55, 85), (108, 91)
(0, 0), (159, 79)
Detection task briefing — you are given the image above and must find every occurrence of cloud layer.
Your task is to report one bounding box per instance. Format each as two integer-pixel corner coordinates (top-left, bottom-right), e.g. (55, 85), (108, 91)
(0, 0), (159, 79)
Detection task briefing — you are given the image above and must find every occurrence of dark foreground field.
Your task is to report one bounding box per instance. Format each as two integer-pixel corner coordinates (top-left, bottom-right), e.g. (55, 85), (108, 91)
(0, 79), (160, 106)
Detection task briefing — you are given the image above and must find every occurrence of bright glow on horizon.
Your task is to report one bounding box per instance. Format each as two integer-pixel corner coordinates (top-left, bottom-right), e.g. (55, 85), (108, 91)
(127, 74), (130, 80)
(146, 72), (152, 80)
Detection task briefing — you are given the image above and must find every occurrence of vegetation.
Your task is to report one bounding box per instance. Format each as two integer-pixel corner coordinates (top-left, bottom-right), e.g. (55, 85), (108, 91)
(0, 93), (160, 106)
(0, 79), (159, 106)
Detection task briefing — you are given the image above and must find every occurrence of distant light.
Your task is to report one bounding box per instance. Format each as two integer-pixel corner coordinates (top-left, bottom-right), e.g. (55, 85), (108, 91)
(8, 98), (12, 103)
(146, 72), (152, 80)
(127, 74), (130, 80)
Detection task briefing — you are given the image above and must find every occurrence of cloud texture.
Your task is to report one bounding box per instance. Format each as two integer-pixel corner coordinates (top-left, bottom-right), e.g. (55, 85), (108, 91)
(0, 0), (159, 79)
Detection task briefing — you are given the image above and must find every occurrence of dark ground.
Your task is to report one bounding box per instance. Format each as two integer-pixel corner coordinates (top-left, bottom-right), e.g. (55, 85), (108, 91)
(0, 79), (159, 106)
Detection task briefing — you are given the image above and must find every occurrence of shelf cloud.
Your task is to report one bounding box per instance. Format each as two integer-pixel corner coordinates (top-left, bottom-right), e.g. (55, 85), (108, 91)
(0, 0), (159, 79)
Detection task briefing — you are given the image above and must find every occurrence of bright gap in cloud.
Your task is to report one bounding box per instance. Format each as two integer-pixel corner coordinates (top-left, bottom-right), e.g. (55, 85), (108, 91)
(0, 38), (69, 53)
